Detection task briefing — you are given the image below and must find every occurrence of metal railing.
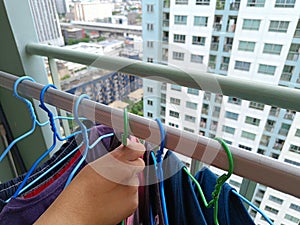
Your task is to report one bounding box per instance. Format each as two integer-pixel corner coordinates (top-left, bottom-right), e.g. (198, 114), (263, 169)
(26, 43), (300, 112)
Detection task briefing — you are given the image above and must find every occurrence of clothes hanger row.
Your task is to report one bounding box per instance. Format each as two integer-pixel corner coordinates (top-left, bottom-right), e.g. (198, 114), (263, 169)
(1, 72), (299, 198)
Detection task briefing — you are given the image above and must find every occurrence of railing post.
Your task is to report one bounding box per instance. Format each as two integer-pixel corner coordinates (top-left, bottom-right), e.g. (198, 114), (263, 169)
(48, 57), (71, 137)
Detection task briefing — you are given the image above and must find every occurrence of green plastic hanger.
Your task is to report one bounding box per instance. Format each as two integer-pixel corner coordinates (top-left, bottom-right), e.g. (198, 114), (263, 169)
(122, 107), (129, 146)
(183, 137), (234, 225)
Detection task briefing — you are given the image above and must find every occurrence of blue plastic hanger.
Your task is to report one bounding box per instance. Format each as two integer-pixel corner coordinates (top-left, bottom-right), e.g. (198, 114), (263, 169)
(155, 118), (169, 225)
(0, 76), (85, 162)
(64, 94), (113, 188)
(9, 84), (87, 200)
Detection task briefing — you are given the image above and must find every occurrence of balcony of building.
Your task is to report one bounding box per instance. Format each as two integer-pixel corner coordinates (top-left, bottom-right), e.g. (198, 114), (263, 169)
(201, 104), (209, 115)
(200, 117), (207, 128)
(204, 92), (211, 101)
(284, 110), (296, 120)
(230, 0), (240, 10)
(273, 139), (284, 151)
(163, 12), (170, 29)
(213, 15), (223, 32)
(162, 31), (169, 44)
(210, 36), (220, 51)
(216, 0), (225, 10)
(163, 0), (170, 8)
(269, 107), (280, 117)
(294, 19), (300, 38)
(287, 44), (300, 62)
(227, 16), (237, 33)
(280, 72), (292, 82)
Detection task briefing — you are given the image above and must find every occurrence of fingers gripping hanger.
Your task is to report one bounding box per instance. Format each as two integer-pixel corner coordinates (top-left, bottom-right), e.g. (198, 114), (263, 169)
(183, 138), (233, 225)
(64, 94), (113, 188)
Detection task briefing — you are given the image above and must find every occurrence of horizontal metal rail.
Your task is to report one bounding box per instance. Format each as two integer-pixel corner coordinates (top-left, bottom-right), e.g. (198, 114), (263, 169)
(1, 71), (300, 198)
(26, 43), (300, 111)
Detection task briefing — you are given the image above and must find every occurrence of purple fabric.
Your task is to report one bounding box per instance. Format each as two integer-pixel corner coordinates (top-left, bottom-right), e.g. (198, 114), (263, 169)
(0, 125), (117, 225)
(0, 156), (86, 225)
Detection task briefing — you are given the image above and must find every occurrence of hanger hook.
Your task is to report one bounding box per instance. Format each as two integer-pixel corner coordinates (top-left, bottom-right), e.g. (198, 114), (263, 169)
(155, 118), (165, 163)
(122, 107), (129, 146)
(13, 76), (37, 121)
(39, 84), (58, 135)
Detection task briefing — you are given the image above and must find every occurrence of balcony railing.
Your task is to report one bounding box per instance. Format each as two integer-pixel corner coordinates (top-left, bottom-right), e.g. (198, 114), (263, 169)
(162, 37), (169, 43)
(223, 44), (232, 52)
(163, 19), (169, 27)
(278, 128), (289, 136)
(280, 72), (292, 82)
(201, 108), (209, 115)
(210, 42), (219, 51)
(208, 62), (216, 70)
(287, 52), (299, 61)
(265, 125), (274, 132)
(220, 63), (229, 71)
(213, 23), (222, 31)
(25, 43), (300, 114)
(230, 2), (240, 10)
(294, 29), (300, 38)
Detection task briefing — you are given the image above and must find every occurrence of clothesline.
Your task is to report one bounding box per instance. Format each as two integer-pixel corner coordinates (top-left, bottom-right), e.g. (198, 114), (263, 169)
(0, 71), (300, 199)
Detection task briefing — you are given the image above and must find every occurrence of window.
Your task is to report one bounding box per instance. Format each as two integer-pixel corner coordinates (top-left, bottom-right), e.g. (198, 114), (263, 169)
(284, 158), (300, 166)
(222, 125), (236, 134)
(275, 0), (295, 7)
(187, 88), (199, 95)
(173, 51), (185, 61)
(290, 203), (300, 212)
(171, 84), (182, 91)
(196, 0), (210, 5)
(245, 116), (260, 126)
(295, 129), (300, 137)
(247, 0), (265, 7)
(175, 0), (188, 4)
(238, 144), (252, 151)
(147, 41), (154, 48)
(184, 127), (195, 133)
(147, 57), (153, 63)
(241, 131), (256, 140)
(170, 97), (181, 105)
(169, 110), (180, 118)
(191, 54), (203, 63)
(228, 97), (242, 105)
(225, 111), (239, 120)
(284, 214), (300, 223)
(269, 21), (289, 33)
(269, 195), (284, 204)
(258, 64), (276, 75)
(289, 144), (300, 154)
(265, 206), (279, 215)
(238, 41), (256, 52)
(194, 16), (208, 26)
(147, 112), (153, 118)
(185, 114), (196, 123)
(173, 34), (186, 43)
(249, 101), (265, 110)
(147, 87), (153, 93)
(147, 100), (153, 106)
(186, 101), (198, 110)
(169, 122), (179, 128)
(263, 43), (282, 55)
(192, 36), (206, 46)
(234, 60), (251, 71)
(174, 15), (187, 25)
(147, 23), (154, 31)
(147, 4), (154, 12)
(242, 19), (261, 30)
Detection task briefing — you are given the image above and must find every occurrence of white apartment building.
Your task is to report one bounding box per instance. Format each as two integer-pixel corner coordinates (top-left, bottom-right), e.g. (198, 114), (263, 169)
(29, 0), (64, 46)
(142, 0), (300, 224)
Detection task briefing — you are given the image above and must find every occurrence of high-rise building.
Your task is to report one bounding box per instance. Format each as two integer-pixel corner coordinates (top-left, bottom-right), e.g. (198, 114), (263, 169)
(55, 0), (67, 15)
(29, 0), (64, 46)
(142, 0), (300, 224)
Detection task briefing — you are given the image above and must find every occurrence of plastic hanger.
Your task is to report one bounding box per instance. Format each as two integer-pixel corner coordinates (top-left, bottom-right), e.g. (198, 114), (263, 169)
(64, 94), (113, 188)
(155, 118), (169, 225)
(9, 84), (87, 200)
(183, 137), (233, 225)
(0, 76), (85, 162)
(231, 190), (274, 225)
(184, 138), (274, 225)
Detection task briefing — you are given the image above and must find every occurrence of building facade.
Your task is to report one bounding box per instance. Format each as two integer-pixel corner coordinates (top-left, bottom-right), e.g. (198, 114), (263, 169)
(142, 0), (300, 224)
(29, 0), (64, 46)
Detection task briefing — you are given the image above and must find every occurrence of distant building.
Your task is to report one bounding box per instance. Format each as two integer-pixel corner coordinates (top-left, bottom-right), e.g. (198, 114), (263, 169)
(29, 0), (64, 46)
(54, 0), (67, 15)
(62, 28), (84, 43)
(74, 1), (113, 22)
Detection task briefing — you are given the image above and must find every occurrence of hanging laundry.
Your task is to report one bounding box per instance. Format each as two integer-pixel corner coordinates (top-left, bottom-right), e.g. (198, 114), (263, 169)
(194, 167), (255, 225)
